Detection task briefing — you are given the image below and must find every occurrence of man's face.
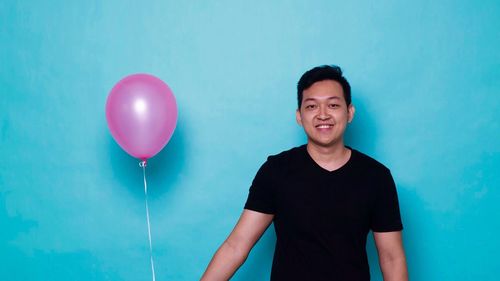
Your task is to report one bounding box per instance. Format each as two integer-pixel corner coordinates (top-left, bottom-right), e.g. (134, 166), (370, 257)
(296, 80), (354, 148)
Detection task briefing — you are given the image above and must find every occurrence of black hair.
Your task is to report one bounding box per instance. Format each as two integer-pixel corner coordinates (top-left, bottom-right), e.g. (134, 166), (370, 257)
(297, 65), (351, 108)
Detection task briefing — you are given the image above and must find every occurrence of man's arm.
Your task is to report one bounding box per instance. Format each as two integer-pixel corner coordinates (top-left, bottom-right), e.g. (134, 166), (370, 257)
(373, 231), (408, 281)
(201, 209), (274, 281)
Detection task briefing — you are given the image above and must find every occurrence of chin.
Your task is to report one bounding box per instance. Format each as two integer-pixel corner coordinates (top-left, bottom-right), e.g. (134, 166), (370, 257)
(309, 138), (341, 148)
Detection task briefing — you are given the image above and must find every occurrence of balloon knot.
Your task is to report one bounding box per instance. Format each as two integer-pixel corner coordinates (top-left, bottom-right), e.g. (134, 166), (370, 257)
(139, 160), (147, 168)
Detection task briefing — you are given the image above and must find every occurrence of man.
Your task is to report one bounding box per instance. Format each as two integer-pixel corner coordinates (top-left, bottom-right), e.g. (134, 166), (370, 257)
(201, 65), (408, 281)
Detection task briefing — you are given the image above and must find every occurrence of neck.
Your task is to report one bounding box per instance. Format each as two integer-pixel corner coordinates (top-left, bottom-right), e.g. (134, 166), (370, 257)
(306, 141), (351, 171)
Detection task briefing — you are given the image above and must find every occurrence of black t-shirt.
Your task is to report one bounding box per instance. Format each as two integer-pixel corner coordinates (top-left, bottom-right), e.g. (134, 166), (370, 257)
(244, 145), (403, 281)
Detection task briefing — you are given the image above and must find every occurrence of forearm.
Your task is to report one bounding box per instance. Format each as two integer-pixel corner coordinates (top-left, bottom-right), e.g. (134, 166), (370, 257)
(201, 240), (248, 281)
(380, 256), (408, 281)
(201, 210), (273, 280)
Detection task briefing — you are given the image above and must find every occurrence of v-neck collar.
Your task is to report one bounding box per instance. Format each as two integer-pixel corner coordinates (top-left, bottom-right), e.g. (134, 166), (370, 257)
(301, 145), (355, 175)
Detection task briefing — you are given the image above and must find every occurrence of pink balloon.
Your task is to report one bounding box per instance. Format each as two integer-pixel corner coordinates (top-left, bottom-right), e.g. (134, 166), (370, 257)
(106, 74), (177, 160)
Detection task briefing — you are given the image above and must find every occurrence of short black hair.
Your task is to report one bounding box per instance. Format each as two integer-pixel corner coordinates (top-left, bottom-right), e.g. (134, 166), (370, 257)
(297, 65), (351, 108)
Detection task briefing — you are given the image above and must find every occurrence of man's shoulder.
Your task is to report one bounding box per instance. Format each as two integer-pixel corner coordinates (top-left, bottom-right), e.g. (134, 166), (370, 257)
(257, 145), (307, 173)
(267, 145), (306, 163)
(350, 148), (391, 173)
(251, 146), (306, 180)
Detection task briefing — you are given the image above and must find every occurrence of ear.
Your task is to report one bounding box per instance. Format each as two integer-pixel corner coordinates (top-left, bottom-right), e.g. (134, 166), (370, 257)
(347, 104), (355, 123)
(296, 109), (303, 126)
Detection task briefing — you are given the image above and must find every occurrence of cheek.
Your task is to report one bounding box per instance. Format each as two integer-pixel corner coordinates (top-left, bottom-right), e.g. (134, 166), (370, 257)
(298, 112), (309, 122)
(336, 112), (349, 121)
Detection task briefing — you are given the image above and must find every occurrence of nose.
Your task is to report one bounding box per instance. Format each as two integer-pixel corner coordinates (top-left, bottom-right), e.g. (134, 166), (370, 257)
(317, 105), (331, 120)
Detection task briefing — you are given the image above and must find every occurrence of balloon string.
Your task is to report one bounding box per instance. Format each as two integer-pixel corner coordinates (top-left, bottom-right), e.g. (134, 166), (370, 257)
(140, 160), (156, 281)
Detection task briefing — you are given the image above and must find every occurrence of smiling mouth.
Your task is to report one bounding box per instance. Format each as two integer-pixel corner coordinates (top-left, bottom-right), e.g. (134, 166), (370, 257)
(315, 124), (334, 129)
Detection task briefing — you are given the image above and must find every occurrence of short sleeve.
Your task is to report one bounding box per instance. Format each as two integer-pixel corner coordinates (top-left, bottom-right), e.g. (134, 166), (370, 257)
(244, 158), (276, 214)
(370, 169), (403, 232)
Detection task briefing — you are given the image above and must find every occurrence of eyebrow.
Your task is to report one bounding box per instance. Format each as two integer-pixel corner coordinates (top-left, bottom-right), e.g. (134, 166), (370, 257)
(303, 97), (341, 102)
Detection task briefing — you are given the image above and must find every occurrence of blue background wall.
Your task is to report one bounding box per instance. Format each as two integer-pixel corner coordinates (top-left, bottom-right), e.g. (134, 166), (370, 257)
(1, 1), (499, 280)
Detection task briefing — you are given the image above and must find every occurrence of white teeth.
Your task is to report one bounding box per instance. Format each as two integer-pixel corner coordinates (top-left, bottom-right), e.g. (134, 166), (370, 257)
(317, 125), (332, 128)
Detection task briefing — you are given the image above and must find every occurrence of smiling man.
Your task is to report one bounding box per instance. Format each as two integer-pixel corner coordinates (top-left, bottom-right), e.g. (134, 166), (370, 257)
(201, 65), (408, 281)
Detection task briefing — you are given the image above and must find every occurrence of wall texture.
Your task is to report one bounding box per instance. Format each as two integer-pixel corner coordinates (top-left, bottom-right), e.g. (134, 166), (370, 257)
(1, 1), (499, 280)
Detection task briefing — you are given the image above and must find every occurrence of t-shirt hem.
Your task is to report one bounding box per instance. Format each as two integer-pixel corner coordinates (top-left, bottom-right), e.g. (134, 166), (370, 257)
(371, 225), (404, 232)
(244, 205), (275, 215)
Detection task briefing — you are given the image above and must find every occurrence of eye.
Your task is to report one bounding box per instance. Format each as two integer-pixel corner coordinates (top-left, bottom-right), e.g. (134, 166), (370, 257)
(329, 104), (340, 108)
(305, 104), (317, 109)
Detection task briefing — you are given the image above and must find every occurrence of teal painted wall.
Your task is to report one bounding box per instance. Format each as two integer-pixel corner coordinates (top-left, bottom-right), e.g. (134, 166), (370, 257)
(1, 1), (499, 280)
